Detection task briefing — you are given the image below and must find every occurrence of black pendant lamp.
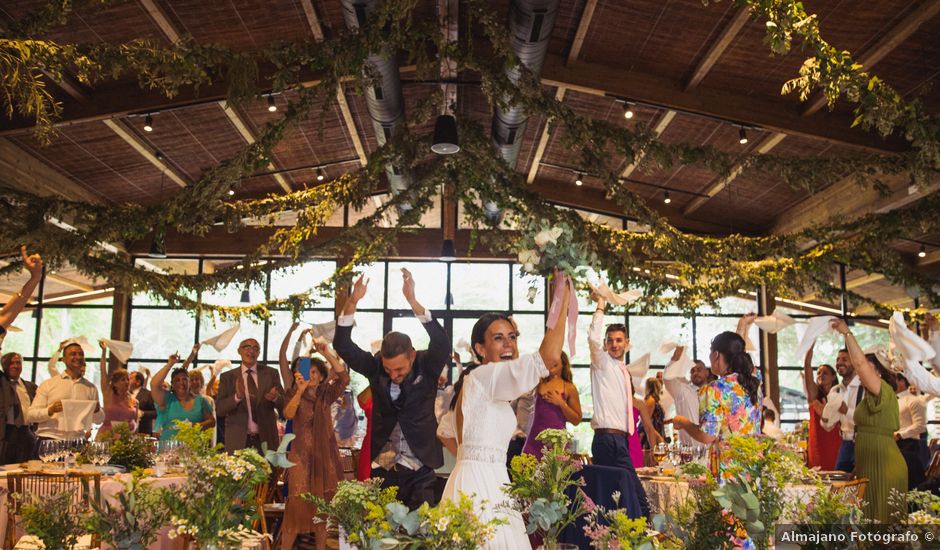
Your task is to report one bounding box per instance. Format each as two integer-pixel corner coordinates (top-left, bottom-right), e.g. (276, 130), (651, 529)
(431, 114), (460, 155)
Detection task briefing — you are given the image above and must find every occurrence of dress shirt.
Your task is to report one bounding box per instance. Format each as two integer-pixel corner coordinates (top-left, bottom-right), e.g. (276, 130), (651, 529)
(26, 373), (104, 439)
(930, 332), (940, 370)
(662, 359), (702, 448)
(588, 310), (633, 433)
(763, 421), (784, 440)
(435, 385), (454, 424)
(821, 375), (861, 440)
(339, 308), (431, 471)
(8, 379), (31, 426)
(897, 389), (927, 440)
(236, 365), (260, 434)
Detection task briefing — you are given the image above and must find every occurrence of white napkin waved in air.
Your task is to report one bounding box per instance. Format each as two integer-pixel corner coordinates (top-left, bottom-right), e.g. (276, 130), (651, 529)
(755, 310), (797, 334)
(306, 320), (336, 343)
(201, 325), (240, 352)
(889, 311), (936, 363)
(589, 280), (642, 306)
(626, 352), (651, 392)
(795, 316), (836, 362)
(59, 399), (97, 433)
(99, 338), (134, 364)
(370, 340), (383, 354)
(663, 347), (695, 380)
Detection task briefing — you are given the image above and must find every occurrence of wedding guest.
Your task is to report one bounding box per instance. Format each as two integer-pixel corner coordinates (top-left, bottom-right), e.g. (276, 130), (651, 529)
(0, 246), (44, 346)
(663, 347), (713, 448)
(442, 276), (570, 549)
(216, 338), (285, 453)
(27, 339), (104, 440)
(278, 322), (307, 392)
(333, 389), (358, 448)
(673, 331), (761, 443)
(150, 353), (215, 441)
(830, 318), (906, 522)
(896, 373), (929, 489)
(641, 377), (665, 450)
(96, 341), (138, 437)
(820, 348), (861, 473)
(282, 342), (349, 550)
(1, 352), (37, 463)
(521, 351), (581, 459)
(762, 407), (783, 439)
(333, 269), (451, 509)
(129, 371), (157, 436)
(802, 343), (841, 470)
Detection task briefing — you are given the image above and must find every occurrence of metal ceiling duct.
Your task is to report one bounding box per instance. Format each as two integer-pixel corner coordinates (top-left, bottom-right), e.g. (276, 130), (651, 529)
(485, 0), (561, 223)
(340, 0), (413, 213)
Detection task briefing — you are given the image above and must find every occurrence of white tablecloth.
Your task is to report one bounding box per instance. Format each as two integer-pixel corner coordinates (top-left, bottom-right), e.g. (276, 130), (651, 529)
(640, 475), (819, 522)
(0, 471), (186, 550)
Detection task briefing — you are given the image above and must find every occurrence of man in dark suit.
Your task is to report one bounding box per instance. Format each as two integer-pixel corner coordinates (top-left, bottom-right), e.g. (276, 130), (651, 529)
(1, 352), (38, 464)
(334, 268), (451, 509)
(129, 371), (157, 436)
(216, 339), (284, 453)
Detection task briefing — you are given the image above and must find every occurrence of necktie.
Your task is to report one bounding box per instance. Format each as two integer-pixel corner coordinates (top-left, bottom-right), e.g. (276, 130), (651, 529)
(246, 368), (260, 419)
(11, 382), (23, 426)
(618, 362), (635, 435)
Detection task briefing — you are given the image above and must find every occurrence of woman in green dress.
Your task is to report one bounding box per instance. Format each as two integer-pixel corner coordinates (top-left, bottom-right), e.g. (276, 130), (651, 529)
(831, 318), (907, 523)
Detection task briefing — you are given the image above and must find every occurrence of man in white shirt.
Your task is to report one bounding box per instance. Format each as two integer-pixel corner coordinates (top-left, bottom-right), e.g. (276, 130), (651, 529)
(662, 346), (713, 448)
(27, 341), (104, 440)
(896, 373), (929, 489)
(820, 348), (859, 472)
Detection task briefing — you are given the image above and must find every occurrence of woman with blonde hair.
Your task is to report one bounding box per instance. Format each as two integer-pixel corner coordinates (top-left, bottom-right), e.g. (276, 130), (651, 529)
(97, 341), (138, 437)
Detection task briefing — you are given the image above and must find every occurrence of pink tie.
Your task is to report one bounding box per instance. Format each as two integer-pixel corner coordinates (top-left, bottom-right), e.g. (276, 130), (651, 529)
(618, 362), (635, 435)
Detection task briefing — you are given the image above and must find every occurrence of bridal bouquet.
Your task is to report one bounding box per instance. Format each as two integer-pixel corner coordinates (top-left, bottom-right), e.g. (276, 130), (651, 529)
(515, 219), (595, 280)
(506, 429), (588, 550)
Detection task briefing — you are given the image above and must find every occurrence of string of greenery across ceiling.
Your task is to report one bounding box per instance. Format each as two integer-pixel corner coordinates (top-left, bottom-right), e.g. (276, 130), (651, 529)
(0, 0), (937, 322)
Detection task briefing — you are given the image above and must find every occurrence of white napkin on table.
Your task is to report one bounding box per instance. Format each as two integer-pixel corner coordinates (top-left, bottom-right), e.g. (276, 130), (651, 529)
(59, 399), (97, 432)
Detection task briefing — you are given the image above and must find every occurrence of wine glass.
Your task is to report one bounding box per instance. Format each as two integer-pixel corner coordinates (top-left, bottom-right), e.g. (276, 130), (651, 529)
(98, 441), (112, 467)
(653, 442), (667, 466)
(38, 440), (56, 465)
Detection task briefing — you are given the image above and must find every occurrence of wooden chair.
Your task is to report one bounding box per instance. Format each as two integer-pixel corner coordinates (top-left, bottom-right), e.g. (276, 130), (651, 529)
(252, 468), (285, 549)
(830, 477), (868, 509)
(926, 451), (940, 479)
(339, 448), (358, 481)
(5, 471), (101, 550)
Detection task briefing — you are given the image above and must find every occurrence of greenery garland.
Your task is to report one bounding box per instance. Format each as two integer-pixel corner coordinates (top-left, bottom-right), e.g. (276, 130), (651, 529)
(0, 0), (937, 321)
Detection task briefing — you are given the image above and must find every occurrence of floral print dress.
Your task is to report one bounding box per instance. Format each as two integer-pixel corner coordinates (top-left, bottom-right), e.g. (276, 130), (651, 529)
(698, 373), (761, 441)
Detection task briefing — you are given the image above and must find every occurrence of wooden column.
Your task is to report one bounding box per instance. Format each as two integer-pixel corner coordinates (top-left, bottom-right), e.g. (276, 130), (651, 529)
(108, 291), (132, 374)
(758, 285), (779, 410)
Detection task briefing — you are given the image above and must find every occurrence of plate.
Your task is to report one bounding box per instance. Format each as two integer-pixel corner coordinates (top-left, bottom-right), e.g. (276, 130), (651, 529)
(96, 464), (126, 475)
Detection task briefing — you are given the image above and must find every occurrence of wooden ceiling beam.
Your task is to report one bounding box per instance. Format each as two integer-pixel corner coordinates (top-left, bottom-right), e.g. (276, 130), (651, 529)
(918, 249), (940, 267)
(102, 119), (188, 188)
(800, 272), (886, 302)
(299, 0), (326, 41)
(220, 102), (292, 192)
(684, 7), (751, 91)
(0, 139), (104, 202)
(46, 272), (95, 292)
(137, 0), (181, 44)
(527, 88), (566, 183)
(683, 132), (786, 215)
(855, 296), (913, 316)
(540, 55), (909, 153)
(802, 0), (940, 116)
(567, 0), (598, 63)
(771, 172), (940, 235)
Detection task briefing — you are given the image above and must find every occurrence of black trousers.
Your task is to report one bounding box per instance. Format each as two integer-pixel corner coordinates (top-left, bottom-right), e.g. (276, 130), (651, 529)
(2, 425), (38, 464)
(506, 435), (526, 469)
(899, 437), (929, 490)
(371, 465), (438, 510)
(591, 432), (651, 518)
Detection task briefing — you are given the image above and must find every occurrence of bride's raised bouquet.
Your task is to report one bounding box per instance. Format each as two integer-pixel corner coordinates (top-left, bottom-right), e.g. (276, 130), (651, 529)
(304, 479), (503, 550)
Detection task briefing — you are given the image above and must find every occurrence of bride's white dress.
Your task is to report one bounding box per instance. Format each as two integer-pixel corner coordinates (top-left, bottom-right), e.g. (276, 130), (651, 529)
(441, 352), (548, 550)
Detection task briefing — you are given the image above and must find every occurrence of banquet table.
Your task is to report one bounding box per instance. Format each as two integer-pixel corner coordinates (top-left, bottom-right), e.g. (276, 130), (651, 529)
(0, 468), (187, 550)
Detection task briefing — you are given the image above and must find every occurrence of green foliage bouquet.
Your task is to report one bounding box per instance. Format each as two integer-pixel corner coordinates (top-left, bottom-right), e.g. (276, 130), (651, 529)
(515, 219), (596, 279)
(162, 447), (271, 548)
(84, 473), (170, 550)
(506, 428), (587, 549)
(583, 498), (657, 550)
(305, 480), (502, 549)
(95, 423), (154, 470)
(15, 491), (83, 550)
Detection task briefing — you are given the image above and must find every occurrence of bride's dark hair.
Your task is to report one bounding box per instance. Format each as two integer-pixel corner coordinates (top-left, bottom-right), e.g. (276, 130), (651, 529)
(450, 312), (512, 411)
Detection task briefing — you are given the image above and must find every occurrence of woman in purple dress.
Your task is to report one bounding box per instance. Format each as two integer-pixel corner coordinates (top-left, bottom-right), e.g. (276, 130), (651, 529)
(522, 352), (581, 458)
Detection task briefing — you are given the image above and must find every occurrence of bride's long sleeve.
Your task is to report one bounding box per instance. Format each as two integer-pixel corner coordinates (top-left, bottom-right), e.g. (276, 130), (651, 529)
(473, 352), (549, 402)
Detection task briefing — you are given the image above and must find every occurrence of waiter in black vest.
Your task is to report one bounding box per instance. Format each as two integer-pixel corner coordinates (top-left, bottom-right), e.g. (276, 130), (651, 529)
(334, 268), (451, 509)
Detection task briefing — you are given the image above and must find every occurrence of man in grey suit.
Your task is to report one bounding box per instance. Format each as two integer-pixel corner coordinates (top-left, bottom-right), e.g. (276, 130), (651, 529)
(215, 338), (284, 453)
(1, 352), (38, 464)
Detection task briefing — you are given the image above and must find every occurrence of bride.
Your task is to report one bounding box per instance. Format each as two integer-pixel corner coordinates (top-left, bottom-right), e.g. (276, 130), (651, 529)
(441, 279), (570, 549)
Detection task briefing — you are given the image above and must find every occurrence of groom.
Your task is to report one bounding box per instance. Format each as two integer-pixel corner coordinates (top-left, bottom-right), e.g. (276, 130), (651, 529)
(334, 268), (452, 509)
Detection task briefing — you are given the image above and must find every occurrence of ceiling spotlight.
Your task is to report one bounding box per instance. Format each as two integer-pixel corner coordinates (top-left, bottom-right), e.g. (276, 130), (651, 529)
(154, 150), (163, 161)
(267, 95), (277, 112)
(919, 245), (927, 258)
(739, 127), (748, 145)
(227, 189), (235, 196)
(623, 102), (635, 120)
(575, 172), (584, 186)
(431, 114), (460, 154)
(663, 190), (672, 204)
(316, 167), (325, 182)
(143, 114), (153, 132)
